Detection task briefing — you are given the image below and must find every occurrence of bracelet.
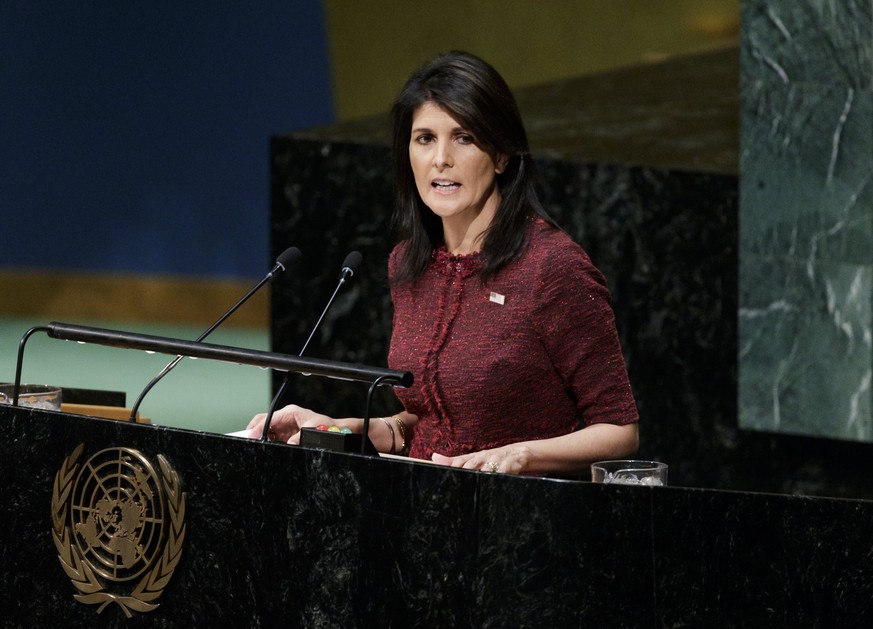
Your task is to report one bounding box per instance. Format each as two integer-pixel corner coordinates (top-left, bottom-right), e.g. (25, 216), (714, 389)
(378, 417), (396, 454)
(390, 414), (408, 455)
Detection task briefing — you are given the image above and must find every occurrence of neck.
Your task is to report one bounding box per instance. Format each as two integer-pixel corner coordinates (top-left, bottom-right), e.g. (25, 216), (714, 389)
(442, 198), (498, 255)
(443, 230), (484, 256)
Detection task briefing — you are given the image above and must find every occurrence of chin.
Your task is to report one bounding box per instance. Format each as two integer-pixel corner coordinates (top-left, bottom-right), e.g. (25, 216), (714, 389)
(427, 205), (462, 219)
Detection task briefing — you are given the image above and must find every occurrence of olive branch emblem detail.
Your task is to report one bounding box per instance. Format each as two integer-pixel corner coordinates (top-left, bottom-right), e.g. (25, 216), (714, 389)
(51, 444), (187, 617)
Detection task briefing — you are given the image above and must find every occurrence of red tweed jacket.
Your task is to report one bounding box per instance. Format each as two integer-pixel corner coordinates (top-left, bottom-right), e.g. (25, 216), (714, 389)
(388, 218), (639, 460)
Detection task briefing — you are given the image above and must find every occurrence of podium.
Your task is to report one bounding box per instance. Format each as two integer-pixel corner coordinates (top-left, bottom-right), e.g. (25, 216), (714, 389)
(2, 404), (873, 626)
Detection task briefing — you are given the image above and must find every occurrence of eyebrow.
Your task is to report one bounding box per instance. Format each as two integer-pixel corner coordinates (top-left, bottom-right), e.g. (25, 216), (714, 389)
(410, 125), (469, 135)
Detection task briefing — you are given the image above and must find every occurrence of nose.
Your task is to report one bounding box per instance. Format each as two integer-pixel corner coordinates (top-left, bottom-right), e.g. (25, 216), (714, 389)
(433, 139), (453, 169)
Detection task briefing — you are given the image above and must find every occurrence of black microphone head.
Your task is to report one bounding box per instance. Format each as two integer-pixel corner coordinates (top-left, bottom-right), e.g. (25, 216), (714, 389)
(340, 250), (363, 278)
(275, 246), (302, 272)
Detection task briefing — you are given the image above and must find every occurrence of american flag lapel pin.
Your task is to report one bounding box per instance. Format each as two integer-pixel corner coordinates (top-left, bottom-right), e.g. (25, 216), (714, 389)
(489, 291), (505, 305)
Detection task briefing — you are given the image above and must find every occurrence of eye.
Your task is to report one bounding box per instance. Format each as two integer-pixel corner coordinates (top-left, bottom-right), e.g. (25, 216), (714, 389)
(413, 133), (433, 145)
(456, 133), (475, 145)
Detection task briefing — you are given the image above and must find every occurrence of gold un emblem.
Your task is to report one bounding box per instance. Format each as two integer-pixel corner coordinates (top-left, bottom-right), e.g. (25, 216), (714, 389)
(51, 444), (187, 617)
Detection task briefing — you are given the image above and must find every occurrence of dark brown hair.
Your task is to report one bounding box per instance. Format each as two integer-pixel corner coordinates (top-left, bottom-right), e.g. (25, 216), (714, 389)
(389, 50), (554, 283)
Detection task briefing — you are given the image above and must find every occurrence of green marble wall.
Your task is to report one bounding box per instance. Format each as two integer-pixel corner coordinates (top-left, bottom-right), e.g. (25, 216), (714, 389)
(740, 0), (873, 441)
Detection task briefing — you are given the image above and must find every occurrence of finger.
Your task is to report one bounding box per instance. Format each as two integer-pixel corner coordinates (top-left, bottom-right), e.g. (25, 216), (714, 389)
(432, 452), (471, 469)
(247, 413), (266, 430)
(461, 458), (483, 471)
(444, 454), (483, 470)
(431, 452), (453, 466)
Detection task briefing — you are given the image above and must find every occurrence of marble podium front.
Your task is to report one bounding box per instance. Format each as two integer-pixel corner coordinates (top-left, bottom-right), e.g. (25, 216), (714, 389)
(2, 406), (871, 626)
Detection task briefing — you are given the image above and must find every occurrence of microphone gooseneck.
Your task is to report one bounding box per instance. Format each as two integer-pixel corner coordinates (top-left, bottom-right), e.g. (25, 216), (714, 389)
(260, 250), (362, 441)
(299, 250), (362, 356)
(127, 246), (302, 422)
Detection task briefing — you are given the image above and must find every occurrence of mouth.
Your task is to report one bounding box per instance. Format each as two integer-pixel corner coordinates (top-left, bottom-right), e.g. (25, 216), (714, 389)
(431, 179), (460, 192)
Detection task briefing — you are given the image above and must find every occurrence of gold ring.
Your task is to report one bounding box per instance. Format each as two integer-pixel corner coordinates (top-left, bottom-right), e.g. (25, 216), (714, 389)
(486, 461), (499, 473)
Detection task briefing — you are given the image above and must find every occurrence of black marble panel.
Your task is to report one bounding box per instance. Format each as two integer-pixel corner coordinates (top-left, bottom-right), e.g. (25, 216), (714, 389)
(270, 137), (742, 492)
(269, 139), (398, 418)
(3, 406), (873, 626)
(654, 487), (873, 626)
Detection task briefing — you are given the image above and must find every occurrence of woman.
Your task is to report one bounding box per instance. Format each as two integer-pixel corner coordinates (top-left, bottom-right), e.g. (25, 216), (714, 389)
(248, 51), (639, 476)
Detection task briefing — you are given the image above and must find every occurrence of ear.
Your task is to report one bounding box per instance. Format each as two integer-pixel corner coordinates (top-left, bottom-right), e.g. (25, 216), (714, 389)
(495, 154), (509, 175)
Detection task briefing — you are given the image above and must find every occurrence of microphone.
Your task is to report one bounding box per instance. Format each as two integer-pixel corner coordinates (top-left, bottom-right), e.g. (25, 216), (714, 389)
(127, 246), (302, 422)
(260, 250), (363, 442)
(298, 250), (363, 355)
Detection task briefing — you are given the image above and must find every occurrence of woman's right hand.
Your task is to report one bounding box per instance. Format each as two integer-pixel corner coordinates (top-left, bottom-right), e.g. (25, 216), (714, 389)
(246, 404), (336, 444)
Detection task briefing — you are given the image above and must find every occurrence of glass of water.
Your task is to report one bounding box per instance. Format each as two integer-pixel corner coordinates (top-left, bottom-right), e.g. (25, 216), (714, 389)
(0, 384), (63, 411)
(591, 460), (668, 486)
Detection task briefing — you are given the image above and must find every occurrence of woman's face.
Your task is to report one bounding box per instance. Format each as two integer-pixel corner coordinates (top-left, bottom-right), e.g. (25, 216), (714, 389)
(408, 101), (506, 225)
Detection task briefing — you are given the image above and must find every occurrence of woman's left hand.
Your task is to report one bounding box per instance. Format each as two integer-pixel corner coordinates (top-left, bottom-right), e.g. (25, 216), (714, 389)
(431, 445), (533, 475)
(429, 423), (638, 476)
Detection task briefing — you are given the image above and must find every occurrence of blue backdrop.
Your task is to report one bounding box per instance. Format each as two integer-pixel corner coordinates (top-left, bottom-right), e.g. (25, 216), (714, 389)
(1, 1), (334, 278)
